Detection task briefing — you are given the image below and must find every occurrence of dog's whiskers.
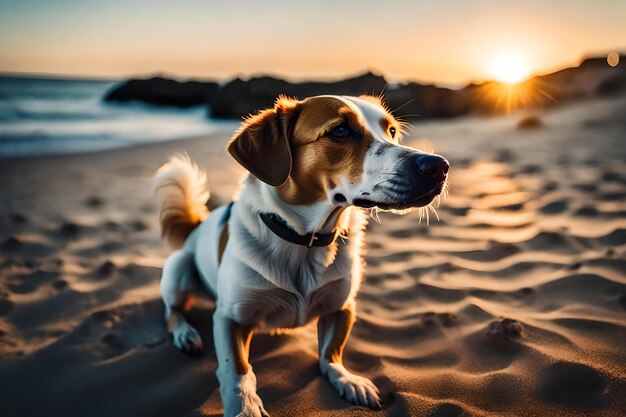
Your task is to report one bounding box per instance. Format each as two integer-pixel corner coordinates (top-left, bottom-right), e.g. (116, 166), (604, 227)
(368, 207), (382, 224)
(428, 204), (440, 222)
(396, 121), (416, 135)
(441, 180), (450, 201)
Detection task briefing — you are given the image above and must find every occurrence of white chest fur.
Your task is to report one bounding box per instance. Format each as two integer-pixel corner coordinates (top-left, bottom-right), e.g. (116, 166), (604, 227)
(212, 178), (367, 330)
(226, 232), (360, 329)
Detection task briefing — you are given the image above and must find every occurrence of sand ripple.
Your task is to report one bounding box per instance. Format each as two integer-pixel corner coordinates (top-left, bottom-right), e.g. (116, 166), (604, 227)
(1, 102), (626, 416)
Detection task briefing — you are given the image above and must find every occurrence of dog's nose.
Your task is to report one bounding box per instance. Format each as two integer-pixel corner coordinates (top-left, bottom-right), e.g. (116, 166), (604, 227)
(415, 154), (449, 179)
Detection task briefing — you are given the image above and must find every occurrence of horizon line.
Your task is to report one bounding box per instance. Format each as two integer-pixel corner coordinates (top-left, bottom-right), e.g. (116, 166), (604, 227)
(1, 52), (622, 90)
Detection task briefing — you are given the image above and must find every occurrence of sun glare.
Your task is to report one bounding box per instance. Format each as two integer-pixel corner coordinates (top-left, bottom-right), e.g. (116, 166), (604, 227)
(489, 53), (530, 84)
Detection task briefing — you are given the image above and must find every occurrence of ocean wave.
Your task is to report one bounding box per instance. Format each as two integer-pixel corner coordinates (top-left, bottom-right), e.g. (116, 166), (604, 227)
(0, 109), (111, 122)
(0, 76), (236, 157)
(0, 132), (116, 144)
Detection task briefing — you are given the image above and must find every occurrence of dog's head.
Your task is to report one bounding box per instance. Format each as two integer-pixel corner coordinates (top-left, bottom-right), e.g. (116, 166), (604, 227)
(228, 95), (448, 211)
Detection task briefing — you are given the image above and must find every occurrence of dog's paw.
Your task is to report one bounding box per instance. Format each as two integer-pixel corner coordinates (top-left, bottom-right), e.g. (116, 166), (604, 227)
(235, 391), (269, 417)
(221, 371), (269, 417)
(325, 363), (382, 409)
(172, 323), (203, 353)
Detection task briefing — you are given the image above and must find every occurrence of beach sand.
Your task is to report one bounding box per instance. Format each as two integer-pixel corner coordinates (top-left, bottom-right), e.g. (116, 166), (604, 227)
(1, 97), (625, 417)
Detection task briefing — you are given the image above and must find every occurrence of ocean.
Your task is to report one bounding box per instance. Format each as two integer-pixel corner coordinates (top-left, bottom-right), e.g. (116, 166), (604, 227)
(0, 76), (232, 158)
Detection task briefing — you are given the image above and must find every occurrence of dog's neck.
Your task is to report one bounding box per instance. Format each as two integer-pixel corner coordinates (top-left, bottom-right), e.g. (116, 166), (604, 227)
(254, 178), (348, 236)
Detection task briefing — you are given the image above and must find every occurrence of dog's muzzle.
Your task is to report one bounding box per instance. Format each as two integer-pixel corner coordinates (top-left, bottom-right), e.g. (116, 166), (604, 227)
(354, 153), (449, 210)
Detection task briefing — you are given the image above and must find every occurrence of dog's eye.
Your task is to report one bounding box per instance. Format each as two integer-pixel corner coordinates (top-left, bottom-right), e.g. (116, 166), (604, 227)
(329, 125), (352, 140)
(389, 126), (397, 138)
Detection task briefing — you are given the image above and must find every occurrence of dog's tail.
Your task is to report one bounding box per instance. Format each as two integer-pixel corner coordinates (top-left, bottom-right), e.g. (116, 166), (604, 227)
(153, 153), (210, 249)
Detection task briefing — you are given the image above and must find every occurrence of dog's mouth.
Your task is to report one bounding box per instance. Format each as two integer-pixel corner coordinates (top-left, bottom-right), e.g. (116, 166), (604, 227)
(353, 181), (445, 210)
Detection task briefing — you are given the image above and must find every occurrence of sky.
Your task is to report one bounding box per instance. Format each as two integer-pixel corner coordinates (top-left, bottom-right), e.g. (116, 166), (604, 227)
(0, 0), (624, 86)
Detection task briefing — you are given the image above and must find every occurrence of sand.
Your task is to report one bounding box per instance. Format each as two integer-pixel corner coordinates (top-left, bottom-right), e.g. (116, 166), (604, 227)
(1, 97), (625, 417)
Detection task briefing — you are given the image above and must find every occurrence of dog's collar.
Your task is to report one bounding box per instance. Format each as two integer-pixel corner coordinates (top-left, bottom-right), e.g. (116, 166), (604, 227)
(259, 212), (346, 248)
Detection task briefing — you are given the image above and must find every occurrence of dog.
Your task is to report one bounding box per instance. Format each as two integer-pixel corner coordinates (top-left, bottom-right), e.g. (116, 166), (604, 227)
(153, 95), (449, 416)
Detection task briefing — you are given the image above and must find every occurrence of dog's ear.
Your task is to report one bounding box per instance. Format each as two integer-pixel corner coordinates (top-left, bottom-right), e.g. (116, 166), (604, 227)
(227, 96), (300, 187)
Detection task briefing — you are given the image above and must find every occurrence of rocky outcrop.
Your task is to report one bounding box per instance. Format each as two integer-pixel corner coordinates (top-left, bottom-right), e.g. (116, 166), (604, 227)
(209, 72), (387, 119)
(597, 73), (626, 96)
(104, 77), (219, 108)
(385, 82), (471, 119)
(209, 72), (475, 120)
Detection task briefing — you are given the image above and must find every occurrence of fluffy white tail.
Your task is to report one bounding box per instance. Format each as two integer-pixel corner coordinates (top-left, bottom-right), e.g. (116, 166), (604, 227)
(153, 153), (210, 249)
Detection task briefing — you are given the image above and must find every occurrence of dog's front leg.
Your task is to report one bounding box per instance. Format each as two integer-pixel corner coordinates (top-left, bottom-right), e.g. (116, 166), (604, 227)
(318, 305), (382, 409)
(213, 311), (268, 417)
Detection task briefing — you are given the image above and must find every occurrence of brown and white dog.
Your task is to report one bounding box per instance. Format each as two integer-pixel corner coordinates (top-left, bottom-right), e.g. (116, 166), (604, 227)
(154, 95), (449, 416)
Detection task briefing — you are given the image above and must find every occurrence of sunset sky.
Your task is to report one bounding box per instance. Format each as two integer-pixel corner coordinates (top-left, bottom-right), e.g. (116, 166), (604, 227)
(0, 0), (624, 86)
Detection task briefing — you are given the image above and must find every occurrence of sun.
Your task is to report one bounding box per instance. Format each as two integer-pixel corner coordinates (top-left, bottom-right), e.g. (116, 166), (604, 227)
(489, 53), (530, 84)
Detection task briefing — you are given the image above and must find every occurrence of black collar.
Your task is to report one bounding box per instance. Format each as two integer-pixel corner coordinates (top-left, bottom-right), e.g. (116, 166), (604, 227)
(259, 212), (346, 248)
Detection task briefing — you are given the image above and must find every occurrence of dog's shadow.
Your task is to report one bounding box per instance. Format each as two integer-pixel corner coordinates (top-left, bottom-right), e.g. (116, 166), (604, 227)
(185, 298), (322, 396)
